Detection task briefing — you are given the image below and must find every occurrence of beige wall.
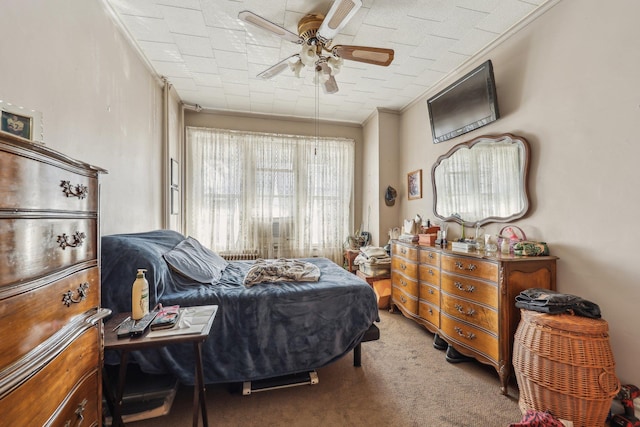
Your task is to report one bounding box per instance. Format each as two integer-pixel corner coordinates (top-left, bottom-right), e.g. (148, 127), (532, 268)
(395, 0), (640, 386)
(0, 0), (167, 235)
(362, 109), (400, 246)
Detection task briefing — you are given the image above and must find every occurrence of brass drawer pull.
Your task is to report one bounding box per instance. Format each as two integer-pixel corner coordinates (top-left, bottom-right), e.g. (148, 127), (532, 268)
(427, 269), (434, 276)
(428, 307), (433, 315)
(400, 279), (407, 287)
(454, 326), (476, 340)
(428, 252), (434, 259)
(401, 248), (407, 254)
(60, 180), (88, 199)
(62, 282), (89, 307)
(455, 304), (476, 316)
(428, 288), (434, 295)
(454, 281), (475, 293)
(64, 398), (88, 427)
(401, 263), (407, 270)
(455, 261), (478, 271)
(400, 295), (407, 303)
(57, 231), (86, 250)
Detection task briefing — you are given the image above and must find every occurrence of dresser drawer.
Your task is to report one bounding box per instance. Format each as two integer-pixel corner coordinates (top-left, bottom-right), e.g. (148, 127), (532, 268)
(392, 243), (418, 261)
(391, 271), (418, 297)
(0, 267), (99, 368)
(441, 254), (498, 281)
(392, 286), (418, 315)
(418, 300), (439, 327)
(441, 313), (498, 362)
(419, 282), (439, 306)
(441, 272), (498, 309)
(441, 293), (498, 333)
(48, 371), (100, 427)
(419, 249), (440, 267)
(418, 263), (440, 286)
(0, 327), (100, 425)
(0, 218), (97, 287)
(391, 256), (418, 279)
(0, 150), (99, 212)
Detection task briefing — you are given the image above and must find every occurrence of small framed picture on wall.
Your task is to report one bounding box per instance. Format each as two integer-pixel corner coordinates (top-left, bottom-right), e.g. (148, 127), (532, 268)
(407, 169), (422, 200)
(171, 158), (179, 187)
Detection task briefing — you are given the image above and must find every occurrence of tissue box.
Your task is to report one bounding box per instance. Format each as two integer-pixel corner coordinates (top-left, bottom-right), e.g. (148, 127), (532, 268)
(418, 234), (437, 245)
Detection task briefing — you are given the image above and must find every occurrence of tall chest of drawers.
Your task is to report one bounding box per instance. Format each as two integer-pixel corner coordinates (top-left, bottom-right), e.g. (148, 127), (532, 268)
(391, 240), (557, 394)
(0, 132), (109, 426)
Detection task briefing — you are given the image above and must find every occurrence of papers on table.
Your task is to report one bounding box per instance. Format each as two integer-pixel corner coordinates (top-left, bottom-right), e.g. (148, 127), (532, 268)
(147, 305), (217, 338)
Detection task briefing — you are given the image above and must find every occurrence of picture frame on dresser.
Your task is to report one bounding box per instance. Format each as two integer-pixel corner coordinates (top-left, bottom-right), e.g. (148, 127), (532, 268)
(1, 110), (32, 140)
(407, 169), (422, 200)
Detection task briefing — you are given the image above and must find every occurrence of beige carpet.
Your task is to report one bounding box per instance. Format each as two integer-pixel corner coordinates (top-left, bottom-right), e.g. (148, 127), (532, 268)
(128, 309), (523, 426)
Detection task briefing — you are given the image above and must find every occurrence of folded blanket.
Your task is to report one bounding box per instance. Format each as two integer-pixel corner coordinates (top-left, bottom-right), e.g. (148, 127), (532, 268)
(353, 253), (391, 265)
(243, 258), (321, 287)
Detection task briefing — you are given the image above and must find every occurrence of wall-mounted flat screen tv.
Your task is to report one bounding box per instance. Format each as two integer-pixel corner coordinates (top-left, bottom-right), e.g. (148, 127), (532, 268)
(427, 60), (500, 144)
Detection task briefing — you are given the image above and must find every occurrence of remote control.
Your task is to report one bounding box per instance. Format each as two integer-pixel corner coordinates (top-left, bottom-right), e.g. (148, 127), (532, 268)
(128, 311), (159, 337)
(116, 317), (137, 339)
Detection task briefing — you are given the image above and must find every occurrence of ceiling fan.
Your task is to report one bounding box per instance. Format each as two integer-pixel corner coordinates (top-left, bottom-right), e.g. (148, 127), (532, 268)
(238, 0), (394, 94)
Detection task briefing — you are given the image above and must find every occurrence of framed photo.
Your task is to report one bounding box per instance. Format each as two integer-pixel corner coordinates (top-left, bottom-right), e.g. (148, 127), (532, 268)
(171, 187), (180, 215)
(171, 158), (179, 187)
(407, 169), (422, 200)
(1, 110), (32, 140)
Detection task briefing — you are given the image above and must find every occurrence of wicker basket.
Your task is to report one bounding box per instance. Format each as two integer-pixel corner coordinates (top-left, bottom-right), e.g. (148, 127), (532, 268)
(512, 309), (620, 427)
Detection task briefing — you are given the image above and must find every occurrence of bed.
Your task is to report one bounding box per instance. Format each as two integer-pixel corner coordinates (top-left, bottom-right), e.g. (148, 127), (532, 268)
(100, 230), (379, 386)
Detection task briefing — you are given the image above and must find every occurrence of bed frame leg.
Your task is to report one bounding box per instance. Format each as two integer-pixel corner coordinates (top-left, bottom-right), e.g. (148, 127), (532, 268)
(353, 324), (379, 367)
(353, 343), (362, 367)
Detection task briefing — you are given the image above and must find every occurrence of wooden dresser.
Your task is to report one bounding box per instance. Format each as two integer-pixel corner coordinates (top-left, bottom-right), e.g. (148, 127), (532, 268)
(0, 132), (109, 425)
(391, 240), (557, 394)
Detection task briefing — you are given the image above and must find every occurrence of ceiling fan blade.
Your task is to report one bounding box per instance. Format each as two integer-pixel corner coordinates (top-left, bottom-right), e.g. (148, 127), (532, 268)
(332, 45), (394, 66)
(317, 0), (362, 41)
(238, 11), (303, 44)
(257, 54), (299, 80)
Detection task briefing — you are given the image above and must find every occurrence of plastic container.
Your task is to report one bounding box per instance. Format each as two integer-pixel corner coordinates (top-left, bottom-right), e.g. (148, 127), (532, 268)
(131, 269), (150, 320)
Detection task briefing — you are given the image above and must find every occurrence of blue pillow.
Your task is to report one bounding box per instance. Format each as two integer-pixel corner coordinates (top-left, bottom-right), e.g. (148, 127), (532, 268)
(163, 236), (228, 283)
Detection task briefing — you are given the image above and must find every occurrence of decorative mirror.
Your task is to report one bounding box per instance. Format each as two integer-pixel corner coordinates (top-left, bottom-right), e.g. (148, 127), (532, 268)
(431, 133), (530, 226)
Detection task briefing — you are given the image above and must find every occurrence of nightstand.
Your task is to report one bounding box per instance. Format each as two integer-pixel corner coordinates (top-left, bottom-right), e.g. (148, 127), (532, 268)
(343, 249), (359, 273)
(103, 306), (217, 427)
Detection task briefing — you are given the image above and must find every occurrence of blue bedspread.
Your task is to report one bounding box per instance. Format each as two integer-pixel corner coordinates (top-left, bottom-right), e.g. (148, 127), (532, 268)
(101, 230), (379, 385)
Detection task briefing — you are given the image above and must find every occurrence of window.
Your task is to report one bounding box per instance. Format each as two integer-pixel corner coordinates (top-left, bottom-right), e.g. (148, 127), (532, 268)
(185, 127), (354, 263)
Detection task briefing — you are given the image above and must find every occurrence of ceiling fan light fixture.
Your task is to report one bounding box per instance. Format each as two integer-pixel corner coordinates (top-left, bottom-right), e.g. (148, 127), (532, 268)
(289, 59), (304, 77)
(328, 56), (343, 75)
(300, 44), (318, 67)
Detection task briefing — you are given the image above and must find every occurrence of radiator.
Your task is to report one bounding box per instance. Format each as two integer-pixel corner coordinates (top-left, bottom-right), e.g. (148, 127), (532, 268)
(219, 251), (260, 261)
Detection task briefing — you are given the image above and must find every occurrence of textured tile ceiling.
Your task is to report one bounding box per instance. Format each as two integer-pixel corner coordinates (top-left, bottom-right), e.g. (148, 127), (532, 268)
(104, 0), (549, 124)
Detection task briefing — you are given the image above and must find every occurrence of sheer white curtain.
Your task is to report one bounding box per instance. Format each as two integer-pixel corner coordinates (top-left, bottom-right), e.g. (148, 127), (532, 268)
(186, 127), (354, 263)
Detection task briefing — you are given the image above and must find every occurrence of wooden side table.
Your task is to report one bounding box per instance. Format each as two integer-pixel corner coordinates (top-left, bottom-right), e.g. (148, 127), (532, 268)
(103, 305), (218, 427)
(343, 249), (359, 273)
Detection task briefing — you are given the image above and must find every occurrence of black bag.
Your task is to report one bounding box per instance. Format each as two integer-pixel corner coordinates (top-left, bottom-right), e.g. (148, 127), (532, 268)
(515, 288), (601, 319)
